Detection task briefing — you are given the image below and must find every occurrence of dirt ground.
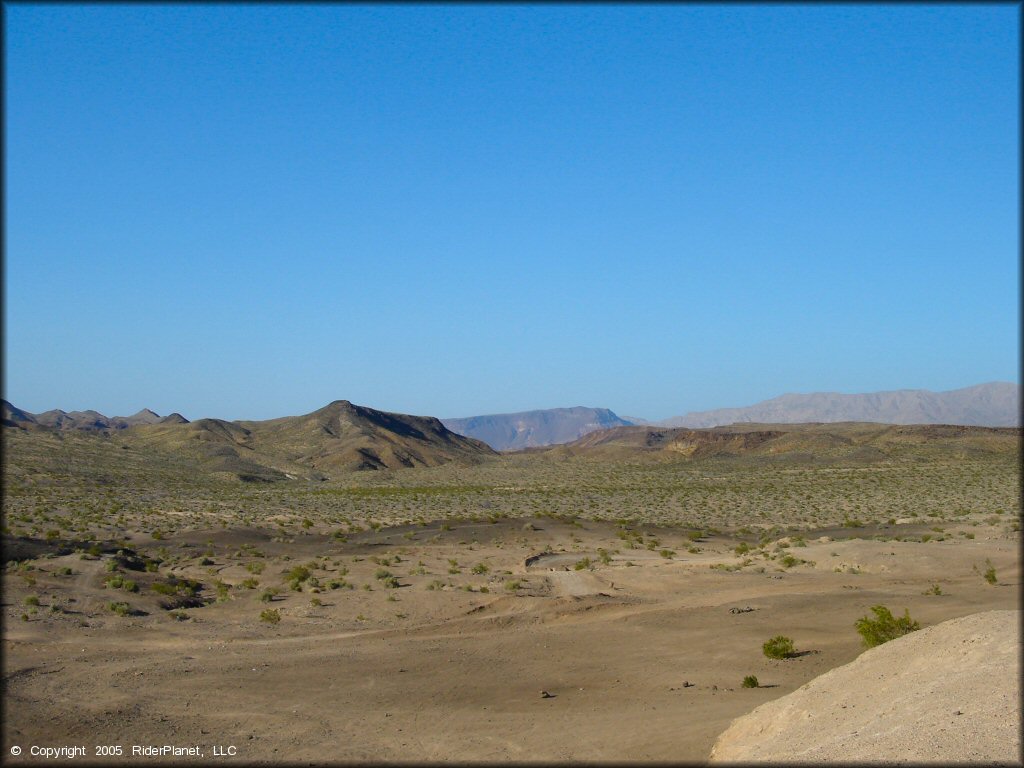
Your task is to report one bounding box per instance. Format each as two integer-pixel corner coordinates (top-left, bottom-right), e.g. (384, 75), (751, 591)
(2, 516), (1019, 764)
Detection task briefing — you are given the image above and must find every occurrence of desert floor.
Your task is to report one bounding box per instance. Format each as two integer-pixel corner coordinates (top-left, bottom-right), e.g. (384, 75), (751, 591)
(3, 514), (1018, 764)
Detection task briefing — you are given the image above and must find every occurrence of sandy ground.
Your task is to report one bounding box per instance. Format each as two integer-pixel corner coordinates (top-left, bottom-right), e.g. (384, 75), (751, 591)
(710, 610), (1021, 763)
(2, 517), (1019, 764)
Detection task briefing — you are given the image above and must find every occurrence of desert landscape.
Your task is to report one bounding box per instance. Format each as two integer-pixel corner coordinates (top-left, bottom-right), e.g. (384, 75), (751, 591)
(2, 400), (1019, 763)
(6, 4), (1018, 764)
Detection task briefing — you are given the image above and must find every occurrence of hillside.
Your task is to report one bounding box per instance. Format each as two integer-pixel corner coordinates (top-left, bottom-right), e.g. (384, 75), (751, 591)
(442, 406), (634, 450)
(710, 610), (1020, 763)
(660, 382), (1020, 428)
(236, 400), (497, 472)
(544, 422), (1020, 463)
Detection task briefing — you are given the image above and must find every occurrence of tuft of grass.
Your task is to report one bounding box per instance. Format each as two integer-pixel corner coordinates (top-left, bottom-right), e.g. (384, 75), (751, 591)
(741, 675), (759, 689)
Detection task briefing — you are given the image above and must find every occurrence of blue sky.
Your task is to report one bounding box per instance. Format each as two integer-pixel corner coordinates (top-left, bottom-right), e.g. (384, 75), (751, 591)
(4, 4), (1019, 421)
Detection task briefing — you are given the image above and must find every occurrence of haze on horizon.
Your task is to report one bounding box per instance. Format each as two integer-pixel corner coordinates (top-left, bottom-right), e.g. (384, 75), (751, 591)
(4, 5), (1019, 422)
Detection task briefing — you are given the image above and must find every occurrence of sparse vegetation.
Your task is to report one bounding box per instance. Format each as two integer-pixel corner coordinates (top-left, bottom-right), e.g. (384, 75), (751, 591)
(741, 675), (759, 688)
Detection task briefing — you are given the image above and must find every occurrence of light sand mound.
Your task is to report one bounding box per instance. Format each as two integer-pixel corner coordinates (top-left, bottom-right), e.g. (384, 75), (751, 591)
(710, 610), (1021, 764)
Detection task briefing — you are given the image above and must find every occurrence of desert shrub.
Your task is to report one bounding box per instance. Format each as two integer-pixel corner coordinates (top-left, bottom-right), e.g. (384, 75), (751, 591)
(152, 576), (201, 597)
(741, 675), (759, 688)
(505, 579), (523, 591)
(106, 601), (133, 617)
(240, 577), (259, 589)
(762, 635), (796, 659)
(573, 558), (591, 571)
(734, 542), (750, 556)
(923, 584), (943, 596)
(471, 562), (489, 574)
(983, 559), (997, 585)
(259, 609), (281, 624)
(259, 588), (278, 603)
(854, 605), (920, 648)
(23, 595), (40, 606)
(659, 549), (675, 559)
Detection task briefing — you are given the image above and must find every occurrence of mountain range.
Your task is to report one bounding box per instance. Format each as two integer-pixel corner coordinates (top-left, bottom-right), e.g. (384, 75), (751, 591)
(2, 399), (494, 479)
(658, 382), (1020, 429)
(439, 382), (1019, 449)
(4, 382), (1018, 468)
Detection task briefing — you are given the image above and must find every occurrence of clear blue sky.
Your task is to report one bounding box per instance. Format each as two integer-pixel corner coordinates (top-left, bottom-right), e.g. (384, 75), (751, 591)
(4, 4), (1019, 421)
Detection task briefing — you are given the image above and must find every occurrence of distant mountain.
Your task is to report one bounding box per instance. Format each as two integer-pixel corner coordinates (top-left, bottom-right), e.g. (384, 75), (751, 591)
(658, 383), (1020, 429)
(442, 407), (635, 451)
(22, 406), (170, 432)
(3, 399), (496, 478)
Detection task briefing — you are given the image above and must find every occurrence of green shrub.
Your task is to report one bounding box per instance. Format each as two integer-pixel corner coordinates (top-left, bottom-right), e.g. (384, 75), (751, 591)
(854, 605), (920, 648)
(259, 609), (281, 624)
(762, 635), (796, 659)
(471, 562), (489, 574)
(741, 675), (759, 688)
(573, 558), (591, 571)
(23, 595), (40, 606)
